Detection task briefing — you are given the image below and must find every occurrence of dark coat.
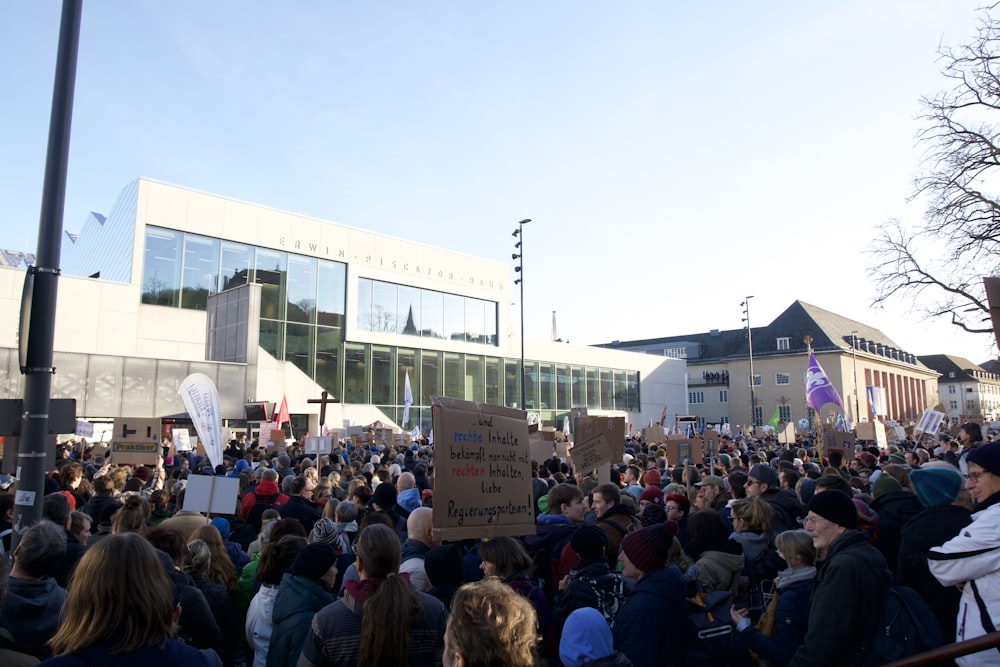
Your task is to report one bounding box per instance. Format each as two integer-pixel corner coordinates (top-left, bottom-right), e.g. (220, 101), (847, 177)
(739, 568), (815, 667)
(613, 565), (687, 667)
(277, 495), (322, 533)
(870, 489), (925, 576)
(37, 638), (214, 667)
(268, 573), (336, 667)
(596, 505), (637, 565)
(896, 503), (972, 640)
(762, 488), (803, 534)
(787, 532), (890, 667)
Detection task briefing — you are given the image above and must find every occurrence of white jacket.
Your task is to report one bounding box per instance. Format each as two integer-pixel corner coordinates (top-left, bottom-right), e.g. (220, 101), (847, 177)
(928, 500), (1000, 667)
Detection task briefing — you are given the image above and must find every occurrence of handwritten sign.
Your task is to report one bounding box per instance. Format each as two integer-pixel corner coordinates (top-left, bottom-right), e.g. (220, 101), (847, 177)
(569, 433), (611, 472)
(430, 396), (534, 540)
(304, 436), (333, 456)
(915, 409), (946, 437)
(575, 416), (625, 463)
(665, 437), (704, 465)
(529, 432), (554, 465)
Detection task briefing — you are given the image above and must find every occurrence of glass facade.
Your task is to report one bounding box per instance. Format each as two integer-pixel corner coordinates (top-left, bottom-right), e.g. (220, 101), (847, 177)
(139, 226), (641, 429)
(356, 278), (498, 345)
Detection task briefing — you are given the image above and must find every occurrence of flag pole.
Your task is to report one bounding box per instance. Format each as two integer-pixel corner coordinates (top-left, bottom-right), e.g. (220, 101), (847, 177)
(804, 335), (824, 464)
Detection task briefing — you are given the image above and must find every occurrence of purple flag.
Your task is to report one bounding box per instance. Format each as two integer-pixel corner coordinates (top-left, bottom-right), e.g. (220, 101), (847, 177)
(805, 352), (844, 412)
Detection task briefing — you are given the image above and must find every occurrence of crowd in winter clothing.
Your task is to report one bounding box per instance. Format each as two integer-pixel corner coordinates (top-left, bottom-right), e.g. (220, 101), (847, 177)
(0, 420), (996, 667)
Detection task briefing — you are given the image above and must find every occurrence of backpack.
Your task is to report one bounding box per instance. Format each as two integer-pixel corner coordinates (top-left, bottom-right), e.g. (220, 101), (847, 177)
(685, 589), (734, 667)
(865, 584), (944, 665)
(576, 571), (627, 626)
(246, 492), (280, 532)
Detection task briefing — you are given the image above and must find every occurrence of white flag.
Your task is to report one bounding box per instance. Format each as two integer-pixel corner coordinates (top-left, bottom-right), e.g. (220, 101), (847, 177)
(402, 370), (414, 427)
(178, 373), (224, 468)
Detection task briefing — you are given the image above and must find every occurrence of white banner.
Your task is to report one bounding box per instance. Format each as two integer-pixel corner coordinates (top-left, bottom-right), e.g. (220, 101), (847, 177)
(178, 373), (224, 468)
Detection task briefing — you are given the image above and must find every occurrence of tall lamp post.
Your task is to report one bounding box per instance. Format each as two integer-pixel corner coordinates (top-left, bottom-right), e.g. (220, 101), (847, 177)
(851, 330), (861, 426)
(741, 296), (756, 430)
(512, 219), (530, 410)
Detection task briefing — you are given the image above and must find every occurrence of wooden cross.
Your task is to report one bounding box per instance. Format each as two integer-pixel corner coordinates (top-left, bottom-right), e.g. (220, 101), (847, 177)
(307, 390), (339, 426)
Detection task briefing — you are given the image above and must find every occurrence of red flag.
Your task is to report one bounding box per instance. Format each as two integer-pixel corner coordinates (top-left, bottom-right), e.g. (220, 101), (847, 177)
(274, 395), (290, 429)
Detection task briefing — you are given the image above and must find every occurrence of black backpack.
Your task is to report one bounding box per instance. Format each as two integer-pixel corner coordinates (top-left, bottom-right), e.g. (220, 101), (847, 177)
(686, 589), (734, 667)
(246, 491), (280, 532)
(865, 584), (944, 665)
(576, 571), (627, 626)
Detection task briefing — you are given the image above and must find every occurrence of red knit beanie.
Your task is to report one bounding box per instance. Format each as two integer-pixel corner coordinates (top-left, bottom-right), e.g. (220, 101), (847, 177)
(621, 521), (678, 573)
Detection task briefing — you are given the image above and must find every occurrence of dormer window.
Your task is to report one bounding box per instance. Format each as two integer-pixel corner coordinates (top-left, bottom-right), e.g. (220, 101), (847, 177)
(777, 337), (790, 351)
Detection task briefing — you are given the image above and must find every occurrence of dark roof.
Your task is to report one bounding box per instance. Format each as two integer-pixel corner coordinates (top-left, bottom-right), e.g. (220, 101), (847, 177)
(599, 300), (925, 367)
(920, 354), (1000, 382)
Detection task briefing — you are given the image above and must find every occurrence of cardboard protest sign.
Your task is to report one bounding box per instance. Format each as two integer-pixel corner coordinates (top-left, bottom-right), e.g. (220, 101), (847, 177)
(111, 418), (161, 465)
(430, 396), (534, 541)
(569, 432), (611, 472)
(665, 437), (704, 465)
(778, 423), (796, 445)
(703, 430), (721, 456)
(642, 425), (666, 443)
(555, 440), (570, 458)
(184, 475), (240, 515)
(575, 416), (625, 464)
(269, 428), (287, 443)
(528, 432), (554, 465)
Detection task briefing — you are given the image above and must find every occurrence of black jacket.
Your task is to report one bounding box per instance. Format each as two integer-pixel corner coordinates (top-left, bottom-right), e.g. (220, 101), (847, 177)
(788, 531), (890, 667)
(762, 488), (803, 533)
(869, 489), (924, 576)
(896, 503), (972, 640)
(277, 495), (322, 533)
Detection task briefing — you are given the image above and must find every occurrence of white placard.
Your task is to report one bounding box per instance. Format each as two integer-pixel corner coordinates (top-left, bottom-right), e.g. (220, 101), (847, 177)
(184, 475), (240, 515)
(915, 409), (946, 436)
(14, 490), (35, 506)
(173, 428), (192, 452)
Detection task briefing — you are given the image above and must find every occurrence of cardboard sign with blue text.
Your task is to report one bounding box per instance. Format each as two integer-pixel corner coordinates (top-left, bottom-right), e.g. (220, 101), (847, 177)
(430, 396), (534, 541)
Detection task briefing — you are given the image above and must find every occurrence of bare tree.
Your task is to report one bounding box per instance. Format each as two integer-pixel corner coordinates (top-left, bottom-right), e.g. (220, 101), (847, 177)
(869, 6), (1000, 338)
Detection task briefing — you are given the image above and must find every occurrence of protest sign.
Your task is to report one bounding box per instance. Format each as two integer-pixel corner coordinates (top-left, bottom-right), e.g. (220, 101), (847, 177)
(111, 418), (161, 465)
(575, 416), (625, 464)
(430, 396), (534, 541)
(915, 409), (946, 437)
(528, 432), (554, 465)
(184, 475), (240, 515)
(569, 432), (611, 472)
(778, 423), (796, 445)
(665, 437), (704, 465)
(172, 428), (192, 452)
(642, 425), (666, 443)
(304, 436), (333, 456)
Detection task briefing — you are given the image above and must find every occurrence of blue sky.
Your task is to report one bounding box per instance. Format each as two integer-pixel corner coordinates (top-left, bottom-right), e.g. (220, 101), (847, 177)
(2, 1), (996, 362)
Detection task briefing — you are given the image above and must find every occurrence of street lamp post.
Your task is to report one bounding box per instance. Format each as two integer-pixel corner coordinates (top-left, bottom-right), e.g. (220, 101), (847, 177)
(741, 296), (756, 430)
(512, 219), (531, 410)
(851, 330), (861, 426)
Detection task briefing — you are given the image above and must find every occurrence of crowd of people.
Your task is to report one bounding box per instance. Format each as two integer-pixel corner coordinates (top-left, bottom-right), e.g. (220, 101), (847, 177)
(0, 419), (996, 667)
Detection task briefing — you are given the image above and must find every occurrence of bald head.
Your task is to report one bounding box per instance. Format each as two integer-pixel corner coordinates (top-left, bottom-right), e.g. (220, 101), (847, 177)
(397, 471), (416, 492)
(406, 507), (435, 547)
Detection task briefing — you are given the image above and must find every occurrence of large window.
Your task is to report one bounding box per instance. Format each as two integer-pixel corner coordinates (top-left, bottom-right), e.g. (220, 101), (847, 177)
(180, 234), (220, 310)
(355, 278), (498, 346)
(142, 228), (181, 306)
(689, 391), (705, 404)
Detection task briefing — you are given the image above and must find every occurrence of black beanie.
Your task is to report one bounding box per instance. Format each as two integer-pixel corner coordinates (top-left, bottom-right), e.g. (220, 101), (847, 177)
(570, 525), (609, 560)
(807, 490), (857, 529)
(425, 544), (464, 588)
(290, 543), (338, 581)
(371, 482), (397, 510)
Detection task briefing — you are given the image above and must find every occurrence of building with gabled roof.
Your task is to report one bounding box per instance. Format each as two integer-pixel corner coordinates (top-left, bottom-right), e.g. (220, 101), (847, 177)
(599, 301), (940, 430)
(919, 354), (1000, 424)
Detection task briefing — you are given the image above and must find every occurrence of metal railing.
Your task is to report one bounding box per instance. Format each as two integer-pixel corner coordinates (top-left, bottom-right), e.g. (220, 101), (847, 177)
(880, 632), (1000, 667)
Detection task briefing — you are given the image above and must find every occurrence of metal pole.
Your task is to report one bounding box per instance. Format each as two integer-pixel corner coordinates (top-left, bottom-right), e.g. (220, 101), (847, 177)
(513, 219), (530, 410)
(743, 296), (756, 430)
(13, 0), (82, 545)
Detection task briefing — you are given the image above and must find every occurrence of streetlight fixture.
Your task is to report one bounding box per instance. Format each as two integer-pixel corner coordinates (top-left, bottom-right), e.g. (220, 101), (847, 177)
(512, 218), (531, 410)
(741, 296), (756, 430)
(851, 330), (861, 426)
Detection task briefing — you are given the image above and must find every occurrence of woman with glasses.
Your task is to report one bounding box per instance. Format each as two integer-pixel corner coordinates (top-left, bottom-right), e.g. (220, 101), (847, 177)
(928, 442), (1000, 666)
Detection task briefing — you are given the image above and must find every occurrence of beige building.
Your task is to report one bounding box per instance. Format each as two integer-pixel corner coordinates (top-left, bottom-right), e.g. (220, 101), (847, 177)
(921, 355), (1000, 424)
(600, 301), (941, 430)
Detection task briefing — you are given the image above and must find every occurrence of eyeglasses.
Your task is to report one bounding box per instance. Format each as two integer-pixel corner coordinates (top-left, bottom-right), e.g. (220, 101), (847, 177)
(745, 479), (760, 486)
(966, 470), (991, 483)
(665, 505), (680, 512)
(802, 515), (822, 525)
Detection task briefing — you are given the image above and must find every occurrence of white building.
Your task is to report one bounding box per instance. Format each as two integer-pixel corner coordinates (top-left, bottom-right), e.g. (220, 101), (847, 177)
(0, 178), (686, 437)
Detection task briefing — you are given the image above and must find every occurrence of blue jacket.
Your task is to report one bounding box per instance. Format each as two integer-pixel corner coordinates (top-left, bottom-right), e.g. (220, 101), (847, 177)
(613, 565), (687, 667)
(39, 639), (213, 667)
(739, 566), (815, 667)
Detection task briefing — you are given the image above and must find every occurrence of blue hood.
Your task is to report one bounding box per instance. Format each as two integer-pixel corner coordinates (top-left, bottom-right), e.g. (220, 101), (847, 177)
(560, 607), (614, 667)
(397, 486), (422, 513)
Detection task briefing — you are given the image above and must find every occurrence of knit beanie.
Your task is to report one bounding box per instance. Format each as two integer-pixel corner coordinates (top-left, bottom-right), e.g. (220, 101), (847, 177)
(910, 468), (963, 508)
(643, 469), (662, 487)
(967, 441), (1000, 476)
(132, 466), (150, 482)
(424, 544), (464, 588)
(639, 486), (663, 506)
(807, 490), (857, 529)
(210, 517), (231, 539)
(620, 521), (678, 573)
(570, 525), (609, 560)
(371, 482), (397, 510)
(889, 451), (907, 465)
(873, 474), (902, 499)
(640, 504), (667, 527)
(290, 543), (338, 581)
(310, 517), (339, 548)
